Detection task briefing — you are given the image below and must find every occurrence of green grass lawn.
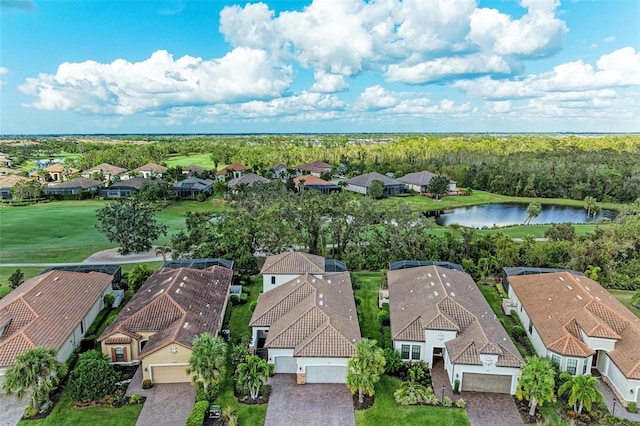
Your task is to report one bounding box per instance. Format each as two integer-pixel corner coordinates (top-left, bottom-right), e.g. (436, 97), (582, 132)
(609, 289), (640, 318)
(354, 272), (384, 342)
(355, 375), (470, 426)
(164, 154), (216, 169)
(0, 199), (226, 263)
(18, 391), (143, 426)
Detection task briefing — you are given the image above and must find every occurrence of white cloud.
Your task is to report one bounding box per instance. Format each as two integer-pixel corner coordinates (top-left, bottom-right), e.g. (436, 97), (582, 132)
(604, 36), (616, 43)
(486, 100), (512, 113)
(310, 71), (348, 93)
(0, 66), (8, 86)
(18, 48), (293, 115)
(355, 85), (399, 110)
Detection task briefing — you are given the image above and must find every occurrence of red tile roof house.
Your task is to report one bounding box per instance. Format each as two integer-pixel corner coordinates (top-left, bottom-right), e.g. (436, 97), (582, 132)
(504, 270), (640, 407)
(0, 271), (114, 391)
(250, 252), (360, 384)
(388, 264), (523, 394)
(216, 163), (249, 181)
(294, 160), (334, 178)
(98, 265), (232, 385)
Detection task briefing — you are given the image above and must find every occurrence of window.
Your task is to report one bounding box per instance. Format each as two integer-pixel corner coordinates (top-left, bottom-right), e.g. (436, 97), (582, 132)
(80, 321), (84, 334)
(411, 345), (421, 361)
(115, 347), (125, 363)
(271, 276), (276, 285)
(551, 354), (560, 366)
(528, 320), (533, 334)
(582, 361), (588, 374)
(401, 344), (410, 359)
(567, 358), (577, 375)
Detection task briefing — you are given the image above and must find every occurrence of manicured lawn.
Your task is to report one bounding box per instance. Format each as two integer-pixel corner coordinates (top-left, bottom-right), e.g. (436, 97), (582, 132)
(354, 272), (384, 342)
(609, 289), (640, 318)
(228, 276), (262, 342)
(355, 375), (470, 426)
(18, 392), (143, 426)
(0, 199), (225, 263)
(164, 154), (216, 169)
(477, 223), (605, 239)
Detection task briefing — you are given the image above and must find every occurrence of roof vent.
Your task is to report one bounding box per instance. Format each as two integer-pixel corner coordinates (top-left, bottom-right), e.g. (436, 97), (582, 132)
(175, 289), (181, 294)
(53, 277), (59, 281)
(312, 278), (316, 283)
(434, 291), (439, 296)
(559, 276), (564, 281)
(428, 273), (432, 278)
(450, 292), (455, 297)
(567, 285), (573, 290)
(183, 322), (189, 329)
(548, 297), (552, 300)
(35, 292), (41, 297)
(595, 296), (601, 301)
(584, 286), (590, 291)
(430, 282), (435, 286)
(442, 274), (447, 278)
(410, 289), (413, 293)
(327, 279), (332, 284)
(349, 316), (352, 321)
(446, 282), (451, 287)
(576, 295), (583, 300)
(319, 294), (324, 299)
(319, 300), (324, 306)
(297, 279), (300, 283)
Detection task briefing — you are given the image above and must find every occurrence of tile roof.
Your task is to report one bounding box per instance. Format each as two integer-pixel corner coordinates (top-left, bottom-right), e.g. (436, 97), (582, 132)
(260, 252), (325, 275)
(508, 271), (640, 379)
(295, 161), (333, 174)
(388, 265), (523, 368)
(45, 177), (103, 190)
(134, 163), (168, 173)
(250, 273), (360, 358)
(84, 163), (127, 176)
(293, 175), (334, 186)
(216, 163), (249, 175)
(346, 172), (404, 188)
(0, 271), (113, 367)
(183, 164), (211, 173)
(0, 175), (33, 189)
(99, 266), (232, 357)
(397, 171), (455, 186)
(107, 176), (156, 190)
(227, 173), (269, 188)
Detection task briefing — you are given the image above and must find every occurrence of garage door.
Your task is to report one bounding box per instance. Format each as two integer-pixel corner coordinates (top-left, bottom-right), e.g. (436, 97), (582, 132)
(306, 366), (347, 383)
(274, 356), (297, 373)
(151, 365), (189, 383)
(462, 373), (512, 393)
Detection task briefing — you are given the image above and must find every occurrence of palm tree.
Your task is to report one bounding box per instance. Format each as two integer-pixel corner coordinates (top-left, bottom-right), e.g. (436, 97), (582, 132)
(558, 374), (602, 415)
(584, 196), (597, 220)
(236, 355), (273, 400)
(585, 265), (601, 281)
(186, 333), (226, 400)
(524, 202), (542, 225)
(155, 244), (172, 262)
(516, 356), (556, 417)
(477, 256), (498, 284)
(2, 347), (68, 416)
(346, 339), (386, 404)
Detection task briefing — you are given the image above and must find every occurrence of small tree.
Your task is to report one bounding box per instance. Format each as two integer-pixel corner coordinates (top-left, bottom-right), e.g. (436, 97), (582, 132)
(524, 202), (542, 225)
(67, 350), (120, 402)
(128, 264), (152, 292)
(155, 245), (172, 262)
(8, 268), (25, 289)
(427, 175), (450, 200)
(558, 374), (603, 415)
(346, 338), (386, 404)
(3, 347), (68, 417)
(95, 195), (167, 254)
(368, 180), (385, 199)
(187, 333), (226, 401)
(236, 355), (273, 400)
(103, 293), (115, 308)
(516, 356), (556, 417)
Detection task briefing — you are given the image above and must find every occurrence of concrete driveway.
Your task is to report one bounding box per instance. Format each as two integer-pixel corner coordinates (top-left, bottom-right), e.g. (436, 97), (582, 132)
(129, 379), (196, 426)
(265, 374), (355, 426)
(0, 394), (25, 426)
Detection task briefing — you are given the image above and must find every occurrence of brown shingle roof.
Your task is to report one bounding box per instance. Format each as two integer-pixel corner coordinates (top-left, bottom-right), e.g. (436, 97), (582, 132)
(250, 273), (360, 358)
(260, 252), (325, 275)
(0, 271), (113, 367)
(45, 177), (103, 190)
(388, 265), (523, 368)
(346, 172), (403, 188)
(99, 266), (232, 357)
(508, 271), (640, 379)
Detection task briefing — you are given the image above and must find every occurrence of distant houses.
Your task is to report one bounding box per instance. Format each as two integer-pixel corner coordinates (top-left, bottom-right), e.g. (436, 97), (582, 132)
(100, 177), (158, 199)
(174, 177), (215, 199)
(293, 175), (341, 194)
(227, 173), (269, 190)
(43, 177), (104, 196)
(398, 170), (457, 193)
(345, 172), (405, 197)
(82, 163), (128, 181)
(216, 163), (250, 181)
(295, 160), (334, 178)
(134, 163), (167, 179)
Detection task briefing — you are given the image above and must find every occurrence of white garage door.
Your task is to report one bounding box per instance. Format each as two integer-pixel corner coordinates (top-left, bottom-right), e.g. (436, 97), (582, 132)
(306, 366), (348, 383)
(274, 356), (297, 373)
(462, 373), (512, 393)
(151, 365), (189, 383)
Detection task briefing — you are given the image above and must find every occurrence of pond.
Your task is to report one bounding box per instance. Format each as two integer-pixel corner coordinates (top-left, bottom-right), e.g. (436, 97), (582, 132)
(433, 203), (615, 228)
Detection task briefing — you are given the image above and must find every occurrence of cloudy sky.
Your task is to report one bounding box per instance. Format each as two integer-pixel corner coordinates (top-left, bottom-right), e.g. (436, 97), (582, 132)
(1, 0), (639, 134)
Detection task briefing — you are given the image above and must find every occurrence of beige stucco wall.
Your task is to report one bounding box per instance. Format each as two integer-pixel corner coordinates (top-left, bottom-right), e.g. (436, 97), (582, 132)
(141, 344), (192, 382)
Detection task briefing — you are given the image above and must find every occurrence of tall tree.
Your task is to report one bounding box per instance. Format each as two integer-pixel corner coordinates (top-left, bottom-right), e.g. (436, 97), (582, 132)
(187, 333), (226, 400)
(427, 175), (450, 200)
(346, 339), (386, 404)
(96, 195), (167, 254)
(368, 180), (385, 199)
(236, 355), (273, 400)
(2, 347), (68, 417)
(558, 374), (602, 415)
(524, 202), (542, 225)
(8, 268), (25, 289)
(584, 196), (597, 219)
(516, 356), (556, 417)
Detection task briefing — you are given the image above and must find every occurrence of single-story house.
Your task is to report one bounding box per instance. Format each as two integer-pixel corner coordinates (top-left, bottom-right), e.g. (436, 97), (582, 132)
(216, 163), (249, 181)
(0, 271), (114, 391)
(82, 163), (128, 181)
(388, 263), (524, 394)
(0, 152), (12, 167)
(100, 177), (157, 198)
(268, 163), (289, 179)
(134, 163), (167, 179)
(43, 177), (104, 195)
(293, 175), (341, 195)
(182, 164), (212, 177)
(397, 171), (457, 193)
(504, 270), (640, 406)
(249, 271), (361, 384)
(174, 177), (214, 199)
(345, 172), (405, 197)
(45, 163), (80, 182)
(295, 160), (333, 178)
(260, 252), (326, 293)
(98, 265), (233, 385)
(0, 168), (23, 177)
(227, 173), (269, 190)
(0, 175), (33, 199)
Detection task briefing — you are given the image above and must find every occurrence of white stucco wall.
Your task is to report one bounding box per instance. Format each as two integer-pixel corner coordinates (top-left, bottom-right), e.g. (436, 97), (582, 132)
(57, 289), (108, 362)
(346, 184), (367, 195)
(607, 357), (640, 404)
(297, 357), (349, 373)
(443, 351), (521, 395)
(581, 332), (616, 352)
(267, 348), (294, 363)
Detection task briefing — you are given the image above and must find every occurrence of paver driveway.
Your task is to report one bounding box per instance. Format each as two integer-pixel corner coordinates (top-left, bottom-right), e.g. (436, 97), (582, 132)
(132, 382), (196, 426)
(0, 394), (24, 426)
(265, 374), (355, 426)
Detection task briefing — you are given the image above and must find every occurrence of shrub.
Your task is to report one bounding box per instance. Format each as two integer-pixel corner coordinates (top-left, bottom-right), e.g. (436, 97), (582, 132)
(350, 272), (361, 290)
(249, 301), (257, 312)
(425, 393), (439, 406)
(382, 326), (392, 349)
(354, 295), (362, 306)
(442, 396), (453, 407)
(230, 338), (250, 372)
(195, 382), (208, 402)
(384, 348), (402, 375)
(103, 293), (115, 308)
(511, 325), (525, 340)
(142, 379), (152, 389)
(186, 400), (209, 426)
(628, 402), (637, 413)
(455, 398), (466, 408)
(67, 350), (120, 402)
(230, 294), (248, 306)
(377, 309), (390, 326)
(129, 394), (144, 405)
(580, 413), (591, 423)
(453, 379), (460, 394)
(196, 194), (205, 202)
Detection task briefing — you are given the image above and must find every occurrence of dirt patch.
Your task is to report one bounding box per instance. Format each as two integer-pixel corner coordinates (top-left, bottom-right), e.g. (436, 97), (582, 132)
(352, 393), (374, 410)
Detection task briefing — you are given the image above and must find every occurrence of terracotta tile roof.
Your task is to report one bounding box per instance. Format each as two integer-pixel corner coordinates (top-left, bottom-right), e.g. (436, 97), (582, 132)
(227, 173), (269, 188)
(134, 163), (167, 173)
(99, 266), (232, 357)
(0, 271), (113, 367)
(260, 252), (325, 275)
(346, 172), (403, 188)
(216, 163), (249, 175)
(293, 175), (332, 186)
(0, 174), (33, 189)
(250, 273), (360, 358)
(389, 265), (523, 368)
(508, 271), (640, 379)
(104, 336), (132, 344)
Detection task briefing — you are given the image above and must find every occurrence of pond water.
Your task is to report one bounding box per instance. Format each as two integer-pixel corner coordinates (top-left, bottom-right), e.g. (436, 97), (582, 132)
(433, 203), (615, 228)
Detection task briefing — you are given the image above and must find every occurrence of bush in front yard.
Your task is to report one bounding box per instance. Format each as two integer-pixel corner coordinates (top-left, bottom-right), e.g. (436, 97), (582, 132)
(67, 350), (120, 403)
(142, 379), (152, 390)
(186, 400), (208, 426)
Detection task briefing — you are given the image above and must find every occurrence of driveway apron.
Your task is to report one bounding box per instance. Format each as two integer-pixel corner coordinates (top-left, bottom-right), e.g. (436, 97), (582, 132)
(0, 394), (24, 426)
(132, 382), (196, 426)
(265, 374), (355, 426)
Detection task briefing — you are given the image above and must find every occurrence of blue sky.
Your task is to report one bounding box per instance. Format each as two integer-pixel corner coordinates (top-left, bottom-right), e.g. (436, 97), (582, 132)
(1, 0), (639, 134)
